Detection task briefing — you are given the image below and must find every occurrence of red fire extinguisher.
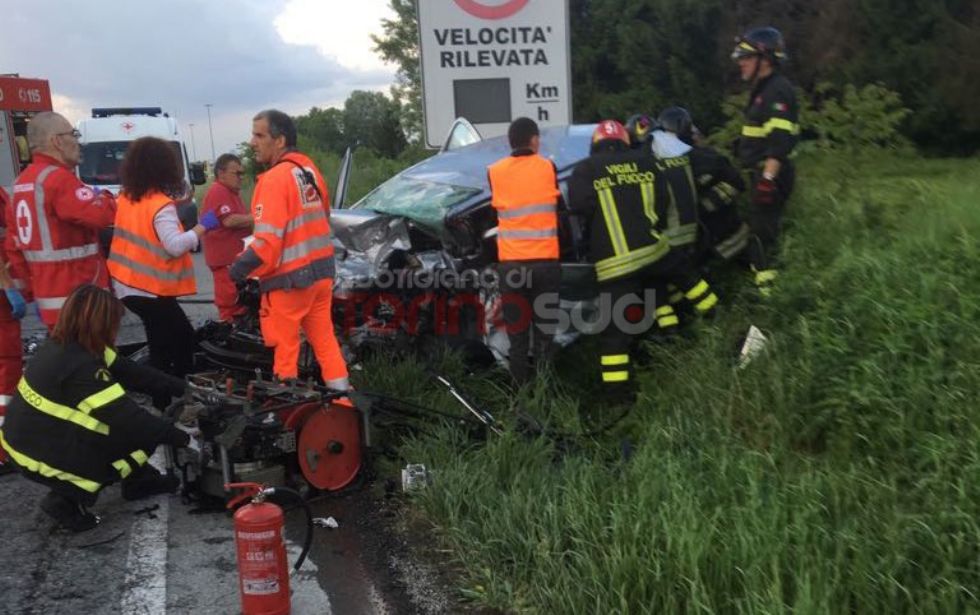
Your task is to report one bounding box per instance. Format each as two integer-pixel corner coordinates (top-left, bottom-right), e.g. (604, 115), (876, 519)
(226, 482), (314, 615)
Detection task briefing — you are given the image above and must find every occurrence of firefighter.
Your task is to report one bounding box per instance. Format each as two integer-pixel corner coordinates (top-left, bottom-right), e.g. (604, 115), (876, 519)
(202, 153), (254, 322)
(643, 116), (721, 324)
(7, 112), (117, 329)
(487, 117), (561, 385)
(229, 110), (349, 390)
(625, 114), (656, 151)
(568, 121), (711, 399)
(731, 26), (800, 294)
(0, 187), (29, 473)
(0, 285), (190, 532)
(108, 137), (218, 406)
(657, 106), (750, 264)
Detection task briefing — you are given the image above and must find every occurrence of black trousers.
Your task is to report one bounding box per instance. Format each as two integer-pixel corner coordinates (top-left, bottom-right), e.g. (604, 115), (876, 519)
(498, 260), (561, 384)
(122, 296), (195, 406)
(745, 162), (795, 271)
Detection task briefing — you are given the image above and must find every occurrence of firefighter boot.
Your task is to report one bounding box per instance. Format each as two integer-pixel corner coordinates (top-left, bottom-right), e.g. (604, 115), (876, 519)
(121, 464), (180, 501)
(40, 491), (100, 533)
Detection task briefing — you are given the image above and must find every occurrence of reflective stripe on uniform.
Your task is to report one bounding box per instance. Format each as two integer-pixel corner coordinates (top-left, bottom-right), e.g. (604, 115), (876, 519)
(77, 383), (126, 413)
(254, 223), (285, 238)
(324, 377), (349, 391)
(21, 242), (99, 263)
(0, 431), (102, 493)
(111, 228), (171, 260)
(281, 233), (334, 264)
(597, 187), (628, 256)
(0, 394), (11, 406)
(655, 304), (679, 327)
(108, 252), (195, 282)
(33, 166), (59, 252)
(601, 371), (629, 383)
(285, 210), (328, 232)
(594, 240), (670, 282)
(36, 296), (67, 310)
(640, 180), (658, 228)
(104, 348), (117, 366)
(741, 118), (801, 138)
(600, 354), (629, 366)
(496, 203), (557, 219)
(497, 228), (557, 240)
(715, 223), (750, 259)
(111, 450), (148, 479)
(16, 378), (110, 435)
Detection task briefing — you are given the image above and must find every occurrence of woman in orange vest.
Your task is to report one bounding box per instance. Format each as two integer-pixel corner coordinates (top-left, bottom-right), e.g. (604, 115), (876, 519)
(487, 117), (561, 386)
(108, 137), (220, 406)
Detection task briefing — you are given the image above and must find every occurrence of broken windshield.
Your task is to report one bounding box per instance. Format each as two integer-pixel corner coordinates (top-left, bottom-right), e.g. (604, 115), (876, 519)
(355, 175), (481, 231)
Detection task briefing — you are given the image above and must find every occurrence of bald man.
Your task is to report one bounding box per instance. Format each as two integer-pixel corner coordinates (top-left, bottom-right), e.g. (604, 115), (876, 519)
(6, 112), (117, 329)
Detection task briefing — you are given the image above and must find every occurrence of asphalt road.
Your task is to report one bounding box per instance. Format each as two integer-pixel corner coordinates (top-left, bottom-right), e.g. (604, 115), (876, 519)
(3, 253), (454, 615)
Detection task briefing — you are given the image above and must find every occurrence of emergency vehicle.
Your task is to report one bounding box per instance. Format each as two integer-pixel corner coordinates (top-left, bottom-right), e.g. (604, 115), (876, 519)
(76, 107), (205, 196)
(0, 75), (53, 192)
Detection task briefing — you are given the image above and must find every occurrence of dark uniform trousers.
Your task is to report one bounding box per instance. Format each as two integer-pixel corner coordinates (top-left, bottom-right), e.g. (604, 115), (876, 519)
(745, 161), (795, 271)
(498, 260), (561, 384)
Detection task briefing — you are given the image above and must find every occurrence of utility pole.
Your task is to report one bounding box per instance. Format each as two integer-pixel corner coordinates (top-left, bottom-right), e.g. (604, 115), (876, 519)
(204, 103), (216, 161)
(188, 123), (197, 161)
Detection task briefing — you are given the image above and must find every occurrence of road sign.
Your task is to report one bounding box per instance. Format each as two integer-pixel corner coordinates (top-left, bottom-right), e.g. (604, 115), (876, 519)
(417, 0), (572, 148)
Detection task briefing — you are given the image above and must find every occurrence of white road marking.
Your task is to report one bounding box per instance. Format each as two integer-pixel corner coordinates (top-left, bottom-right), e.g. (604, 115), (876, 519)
(119, 453), (170, 615)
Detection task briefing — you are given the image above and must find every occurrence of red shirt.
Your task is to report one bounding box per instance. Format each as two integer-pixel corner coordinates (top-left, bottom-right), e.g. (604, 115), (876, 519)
(201, 181), (250, 268)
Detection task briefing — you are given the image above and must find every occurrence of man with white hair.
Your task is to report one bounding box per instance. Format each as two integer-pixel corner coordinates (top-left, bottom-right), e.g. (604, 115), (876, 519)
(7, 111), (117, 329)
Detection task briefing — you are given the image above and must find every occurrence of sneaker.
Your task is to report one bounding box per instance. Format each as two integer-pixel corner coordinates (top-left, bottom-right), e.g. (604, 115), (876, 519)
(40, 491), (100, 533)
(121, 465), (180, 501)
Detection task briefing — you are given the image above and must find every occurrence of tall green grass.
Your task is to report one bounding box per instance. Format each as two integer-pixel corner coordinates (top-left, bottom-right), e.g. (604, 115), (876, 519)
(359, 151), (980, 614)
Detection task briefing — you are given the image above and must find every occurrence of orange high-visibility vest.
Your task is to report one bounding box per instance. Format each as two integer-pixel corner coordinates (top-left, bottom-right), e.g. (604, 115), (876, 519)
(248, 152), (335, 293)
(108, 191), (197, 296)
(488, 154), (560, 261)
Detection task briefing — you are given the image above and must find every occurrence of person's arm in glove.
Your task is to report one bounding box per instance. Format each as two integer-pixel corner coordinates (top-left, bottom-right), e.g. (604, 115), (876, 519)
(753, 169), (780, 207)
(3, 288), (26, 319)
(199, 210), (221, 232)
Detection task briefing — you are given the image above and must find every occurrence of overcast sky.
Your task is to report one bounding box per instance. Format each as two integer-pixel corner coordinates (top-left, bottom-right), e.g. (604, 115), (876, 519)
(1, 0), (396, 159)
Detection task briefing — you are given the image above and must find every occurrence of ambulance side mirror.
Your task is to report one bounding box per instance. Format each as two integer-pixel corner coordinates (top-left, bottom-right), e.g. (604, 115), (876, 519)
(189, 162), (207, 186)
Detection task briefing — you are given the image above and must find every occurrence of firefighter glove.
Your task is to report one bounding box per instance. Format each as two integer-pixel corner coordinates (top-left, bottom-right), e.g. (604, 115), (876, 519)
(199, 210), (221, 231)
(753, 176), (778, 206)
(4, 288), (26, 320)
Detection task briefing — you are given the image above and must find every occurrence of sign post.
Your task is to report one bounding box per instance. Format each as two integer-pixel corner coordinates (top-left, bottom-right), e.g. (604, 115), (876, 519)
(417, 0), (572, 148)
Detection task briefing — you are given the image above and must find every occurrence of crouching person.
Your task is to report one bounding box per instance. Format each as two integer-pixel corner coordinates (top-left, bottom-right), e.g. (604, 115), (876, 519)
(0, 284), (190, 532)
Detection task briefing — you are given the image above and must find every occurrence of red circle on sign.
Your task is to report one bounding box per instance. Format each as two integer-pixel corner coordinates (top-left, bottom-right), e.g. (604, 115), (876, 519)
(453, 0), (529, 20)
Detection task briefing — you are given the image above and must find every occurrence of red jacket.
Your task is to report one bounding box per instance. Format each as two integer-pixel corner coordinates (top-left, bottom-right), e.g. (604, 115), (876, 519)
(8, 153), (116, 327)
(0, 187), (31, 300)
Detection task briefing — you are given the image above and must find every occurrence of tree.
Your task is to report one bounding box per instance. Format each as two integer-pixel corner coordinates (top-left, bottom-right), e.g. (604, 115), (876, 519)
(372, 0), (422, 142)
(294, 107), (346, 155)
(342, 90), (408, 158)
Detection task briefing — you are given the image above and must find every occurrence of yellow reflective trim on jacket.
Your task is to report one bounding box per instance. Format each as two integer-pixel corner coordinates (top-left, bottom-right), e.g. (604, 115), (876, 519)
(0, 431), (102, 493)
(601, 371), (630, 383)
(640, 180), (658, 229)
(595, 240), (670, 281)
(77, 383), (126, 413)
(695, 293), (718, 313)
(16, 378), (110, 435)
(601, 354), (629, 366)
(112, 458), (134, 478)
(104, 347), (117, 366)
(131, 450), (149, 465)
(597, 187), (629, 256)
(685, 280), (710, 300)
(741, 117), (801, 138)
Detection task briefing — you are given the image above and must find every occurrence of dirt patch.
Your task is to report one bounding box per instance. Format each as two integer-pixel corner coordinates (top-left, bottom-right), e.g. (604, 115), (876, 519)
(312, 481), (506, 615)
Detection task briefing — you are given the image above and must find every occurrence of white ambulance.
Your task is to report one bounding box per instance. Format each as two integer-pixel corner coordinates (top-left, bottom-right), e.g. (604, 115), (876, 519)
(76, 107), (206, 226)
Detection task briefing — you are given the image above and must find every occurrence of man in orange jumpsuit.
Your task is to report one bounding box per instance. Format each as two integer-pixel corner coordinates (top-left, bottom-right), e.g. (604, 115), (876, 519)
(229, 109), (348, 390)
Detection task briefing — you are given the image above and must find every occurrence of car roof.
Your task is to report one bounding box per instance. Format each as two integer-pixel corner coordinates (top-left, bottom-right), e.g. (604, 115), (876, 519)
(398, 124), (596, 190)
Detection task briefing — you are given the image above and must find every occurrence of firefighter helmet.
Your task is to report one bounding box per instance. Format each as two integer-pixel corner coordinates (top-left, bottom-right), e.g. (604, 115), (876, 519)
(657, 107), (695, 145)
(592, 120), (630, 148)
(731, 27), (787, 64)
(625, 114), (655, 149)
